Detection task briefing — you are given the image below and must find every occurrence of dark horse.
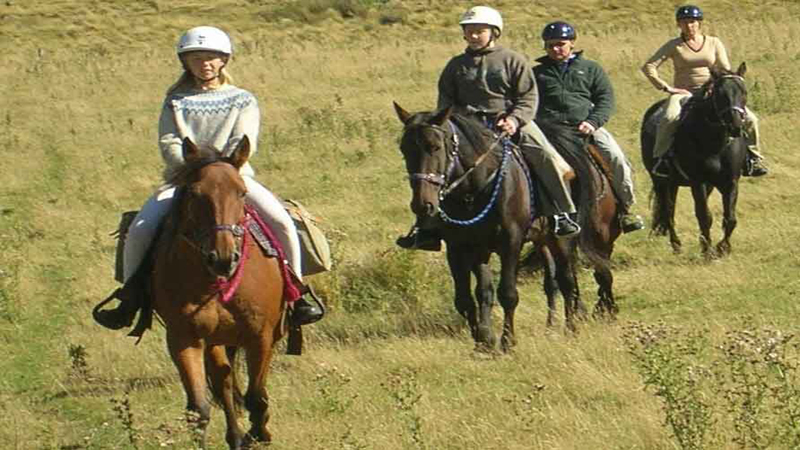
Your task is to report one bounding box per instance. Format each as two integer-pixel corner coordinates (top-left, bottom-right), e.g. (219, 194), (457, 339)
(394, 103), (613, 348)
(641, 63), (749, 256)
(152, 137), (290, 449)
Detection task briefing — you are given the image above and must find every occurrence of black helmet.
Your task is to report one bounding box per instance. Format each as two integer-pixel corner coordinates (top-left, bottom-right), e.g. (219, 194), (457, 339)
(676, 5), (703, 21)
(541, 21), (576, 41)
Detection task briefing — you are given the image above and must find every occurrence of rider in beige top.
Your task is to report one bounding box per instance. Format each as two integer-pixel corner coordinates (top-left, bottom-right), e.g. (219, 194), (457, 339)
(642, 4), (767, 178)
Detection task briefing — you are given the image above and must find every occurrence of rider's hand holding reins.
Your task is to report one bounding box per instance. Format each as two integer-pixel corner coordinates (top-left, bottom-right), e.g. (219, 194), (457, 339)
(577, 121), (596, 135)
(496, 116), (518, 136)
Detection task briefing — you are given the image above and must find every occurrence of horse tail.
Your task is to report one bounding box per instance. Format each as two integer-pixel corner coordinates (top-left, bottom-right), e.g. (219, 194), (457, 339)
(537, 120), (612, 271)
(205, 346), (246, 417)
(649, 182), (676, 236)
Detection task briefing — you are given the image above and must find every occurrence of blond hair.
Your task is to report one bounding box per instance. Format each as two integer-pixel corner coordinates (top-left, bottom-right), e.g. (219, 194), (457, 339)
(166, 66), (234, 95)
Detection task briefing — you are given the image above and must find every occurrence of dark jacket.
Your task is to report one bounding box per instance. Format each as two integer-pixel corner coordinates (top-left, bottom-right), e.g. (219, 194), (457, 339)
(533, 51), (614, 129)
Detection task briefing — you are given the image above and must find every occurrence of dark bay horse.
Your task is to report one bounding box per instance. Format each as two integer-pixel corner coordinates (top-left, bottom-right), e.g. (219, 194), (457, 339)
(152, 137), (289, 449)
(394, 102), (596, 349)
(641, 63), (749, 256)
(534, 120), (622, 322)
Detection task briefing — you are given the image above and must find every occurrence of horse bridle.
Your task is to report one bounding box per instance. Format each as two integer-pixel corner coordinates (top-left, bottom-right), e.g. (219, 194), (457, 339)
(709, 74), (747, 132)
(180, 213), (248, 270)
(405, 121), (505, 198)
(405, 122), (459, 189)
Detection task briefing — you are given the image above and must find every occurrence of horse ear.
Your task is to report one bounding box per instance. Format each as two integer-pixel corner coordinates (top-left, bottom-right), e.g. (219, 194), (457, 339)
(394, 101), (412, 125)
(182, 137), (201, 162)
(228, 135), (251, 170)
(737, 62), (747, 77)
(431, 106), (452, 126)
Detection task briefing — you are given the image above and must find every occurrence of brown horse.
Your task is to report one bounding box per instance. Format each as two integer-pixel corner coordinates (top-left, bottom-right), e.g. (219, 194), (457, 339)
(152, 137), (288, 449)
(527, 120), (621, 323)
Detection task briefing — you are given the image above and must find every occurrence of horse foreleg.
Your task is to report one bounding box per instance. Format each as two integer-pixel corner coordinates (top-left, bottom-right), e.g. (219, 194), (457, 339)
(717, 183), (739, 256)
(447, 248), (478, 341)
(473, 261), (496, 351)
(206, 345), (245, 449)
(167, 331), (211, 449)
(497, 238), (522, 353)
(243, 337), (277, 444)
(690, 184), (714, 256)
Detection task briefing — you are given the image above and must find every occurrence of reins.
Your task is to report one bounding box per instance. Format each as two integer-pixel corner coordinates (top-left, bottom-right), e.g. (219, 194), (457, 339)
(405, 118), (513, 226)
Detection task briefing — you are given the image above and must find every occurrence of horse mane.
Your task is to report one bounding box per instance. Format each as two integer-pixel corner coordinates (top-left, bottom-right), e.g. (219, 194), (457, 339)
(166, 153), (229, 187)
(449, 113), (497, 154)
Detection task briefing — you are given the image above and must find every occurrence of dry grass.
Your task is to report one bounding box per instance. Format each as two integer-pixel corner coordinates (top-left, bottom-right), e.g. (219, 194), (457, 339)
(1, 0), (800, 448)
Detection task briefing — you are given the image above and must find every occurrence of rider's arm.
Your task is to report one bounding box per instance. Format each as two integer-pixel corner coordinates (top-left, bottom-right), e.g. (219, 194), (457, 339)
(225, 91), (260, 159)
(711, 36), (732, 72)
(642, 38), (678, 91)
(158, 99), (185, 173)
(586, 62), (615, 129)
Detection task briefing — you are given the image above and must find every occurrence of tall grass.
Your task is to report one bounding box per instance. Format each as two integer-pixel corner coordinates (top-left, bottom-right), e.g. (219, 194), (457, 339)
(1, 0), (800, 448)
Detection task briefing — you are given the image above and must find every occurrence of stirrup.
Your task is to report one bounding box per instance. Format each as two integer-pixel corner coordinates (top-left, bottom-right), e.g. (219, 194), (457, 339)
(553, 213), (580, 238)
(290, 285), (326, 326)
(651, 158), (670, 178)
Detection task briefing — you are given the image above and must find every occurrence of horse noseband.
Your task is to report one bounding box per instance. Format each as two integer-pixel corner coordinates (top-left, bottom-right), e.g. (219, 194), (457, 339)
(213, 223), (245, 237)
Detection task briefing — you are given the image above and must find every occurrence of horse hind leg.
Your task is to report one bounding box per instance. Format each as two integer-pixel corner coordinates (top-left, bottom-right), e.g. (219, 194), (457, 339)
(540, 246), (559, 329)
(206, 345), (245, 449)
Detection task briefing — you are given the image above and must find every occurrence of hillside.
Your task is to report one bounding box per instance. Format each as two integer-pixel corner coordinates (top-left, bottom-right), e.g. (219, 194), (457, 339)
(1, 1), (800, 449)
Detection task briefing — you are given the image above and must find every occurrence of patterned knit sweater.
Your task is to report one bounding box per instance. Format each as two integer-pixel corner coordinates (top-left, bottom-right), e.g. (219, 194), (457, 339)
(158, 84), (260, 181)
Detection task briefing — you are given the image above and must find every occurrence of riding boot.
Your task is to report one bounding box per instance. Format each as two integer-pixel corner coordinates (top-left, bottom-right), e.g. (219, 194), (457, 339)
(395, 225), (442, 251)
(93, 281), (143, 330)
(290, 284), (326, 326)
(552, 213), (580, 238)
(743, 150), (768, 177)
(619, 210), (645, 233)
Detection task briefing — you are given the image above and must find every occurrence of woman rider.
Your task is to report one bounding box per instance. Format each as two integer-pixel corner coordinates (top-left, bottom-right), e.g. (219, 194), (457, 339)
(642, 4), (768, 178)
(94, 26), (323, 332)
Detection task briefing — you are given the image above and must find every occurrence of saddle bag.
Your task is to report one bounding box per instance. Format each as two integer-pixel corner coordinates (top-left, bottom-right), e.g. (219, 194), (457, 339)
(113, 210), (139, 283)
(282, 199), (332, 276)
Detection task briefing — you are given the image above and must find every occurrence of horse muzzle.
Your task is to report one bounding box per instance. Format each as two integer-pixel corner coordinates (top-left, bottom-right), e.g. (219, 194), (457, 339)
(205, 248), (242, 278)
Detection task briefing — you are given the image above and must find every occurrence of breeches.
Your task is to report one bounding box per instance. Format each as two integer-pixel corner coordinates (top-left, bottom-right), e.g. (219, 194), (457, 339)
(519, 121), (576, 216)
(591, 127), (636, 208)
(122, 176), (302, 282)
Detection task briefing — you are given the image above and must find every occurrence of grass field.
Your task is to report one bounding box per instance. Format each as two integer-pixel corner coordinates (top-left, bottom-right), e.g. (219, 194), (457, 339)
(2, 1), (800, 448)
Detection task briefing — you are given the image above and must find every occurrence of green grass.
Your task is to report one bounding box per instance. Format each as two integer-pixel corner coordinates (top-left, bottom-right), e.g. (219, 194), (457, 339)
(2, 0), (800, 448)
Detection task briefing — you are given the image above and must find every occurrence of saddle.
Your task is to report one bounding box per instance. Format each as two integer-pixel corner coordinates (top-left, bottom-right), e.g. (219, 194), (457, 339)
(105, 203), (305, 345)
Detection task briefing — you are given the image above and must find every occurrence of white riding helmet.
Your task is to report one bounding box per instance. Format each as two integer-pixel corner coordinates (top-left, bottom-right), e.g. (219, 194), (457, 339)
(459, 6), (503, 36)
(176, 26), (233, 56)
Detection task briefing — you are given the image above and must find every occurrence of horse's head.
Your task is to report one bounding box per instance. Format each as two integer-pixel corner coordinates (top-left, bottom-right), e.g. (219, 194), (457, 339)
(708, 62), (748, 137)
(176, 137), (250, 278)
(394, 102), (453, 220)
